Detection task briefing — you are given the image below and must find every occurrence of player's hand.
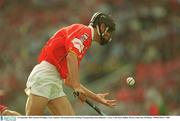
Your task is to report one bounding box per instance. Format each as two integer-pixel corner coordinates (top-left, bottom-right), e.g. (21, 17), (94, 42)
(74, 87), (87, 103)
(96, 93), (117, 108)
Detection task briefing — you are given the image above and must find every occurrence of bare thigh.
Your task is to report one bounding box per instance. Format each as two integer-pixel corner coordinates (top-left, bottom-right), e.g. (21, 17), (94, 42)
(25, 94), (48, 115)
(47, 96), (75, 115)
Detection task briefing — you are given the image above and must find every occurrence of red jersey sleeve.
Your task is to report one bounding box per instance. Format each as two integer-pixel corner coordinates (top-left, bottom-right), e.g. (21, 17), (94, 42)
(65, 26), (92, 60)
(0, 105), (7, 113)
(66, 37), (84, 56)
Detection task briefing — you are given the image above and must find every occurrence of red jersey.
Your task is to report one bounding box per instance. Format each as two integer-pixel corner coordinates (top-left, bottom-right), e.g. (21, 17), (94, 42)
(38, 24), (93, 79)
(0, 104), (7, 113)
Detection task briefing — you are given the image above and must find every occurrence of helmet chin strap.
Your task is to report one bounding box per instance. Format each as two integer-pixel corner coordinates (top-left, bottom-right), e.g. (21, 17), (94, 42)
(96, 25), (101, 37)
(102, 27), (109, 36)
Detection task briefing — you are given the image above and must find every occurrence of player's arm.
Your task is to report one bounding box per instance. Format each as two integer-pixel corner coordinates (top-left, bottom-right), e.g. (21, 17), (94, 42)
(65, 51), (116, 107)
(80, 84), (98, 100)
(65, 50), (80, 89)
(65, 50), (86, 97)
(80, 84), (117, 107)
(65, 50), (100, 102)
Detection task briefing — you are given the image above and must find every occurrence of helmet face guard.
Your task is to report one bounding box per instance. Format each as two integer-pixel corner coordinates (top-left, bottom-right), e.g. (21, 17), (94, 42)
(90, 12), (115, 45)
(96, 25), (111, 45)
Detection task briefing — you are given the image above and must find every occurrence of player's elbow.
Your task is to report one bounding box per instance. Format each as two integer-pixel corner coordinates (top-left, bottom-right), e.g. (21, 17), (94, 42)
(64, 79), (73, 88)
(64, 80), (71, 87)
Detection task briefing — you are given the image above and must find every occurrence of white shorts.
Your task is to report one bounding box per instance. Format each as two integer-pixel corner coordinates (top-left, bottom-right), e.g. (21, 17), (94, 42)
(25, 61), (66, 100)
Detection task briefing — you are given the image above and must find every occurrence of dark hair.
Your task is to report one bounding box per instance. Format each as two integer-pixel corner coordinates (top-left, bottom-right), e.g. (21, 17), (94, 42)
(90, 12), (115, 32)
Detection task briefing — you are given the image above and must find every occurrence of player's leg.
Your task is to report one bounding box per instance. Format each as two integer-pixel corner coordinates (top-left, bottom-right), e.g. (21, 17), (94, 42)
(25, 94), (48, 115)
(25, 62), (54, 115)
(47, 96), (75, 115)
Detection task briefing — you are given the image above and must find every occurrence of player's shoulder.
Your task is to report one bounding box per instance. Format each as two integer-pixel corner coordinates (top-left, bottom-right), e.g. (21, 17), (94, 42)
(71, 23), (87, 27)
(67, 24), (88, 30)
(66, 24), (91, 35)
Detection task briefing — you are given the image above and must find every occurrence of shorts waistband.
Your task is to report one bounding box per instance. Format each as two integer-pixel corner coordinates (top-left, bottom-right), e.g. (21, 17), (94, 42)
(40, 61), (57, 70)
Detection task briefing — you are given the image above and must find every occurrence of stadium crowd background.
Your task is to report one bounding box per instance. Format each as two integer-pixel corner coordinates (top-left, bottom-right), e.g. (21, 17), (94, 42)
(0, 0), (179, 115)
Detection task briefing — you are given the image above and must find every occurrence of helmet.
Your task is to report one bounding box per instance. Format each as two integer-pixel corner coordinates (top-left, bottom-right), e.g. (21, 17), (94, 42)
(89, 12), (115, 45)
(90, 12), (115, 32)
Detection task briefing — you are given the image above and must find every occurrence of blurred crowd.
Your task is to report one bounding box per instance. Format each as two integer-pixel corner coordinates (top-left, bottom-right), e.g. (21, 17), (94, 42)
(0, 0), (180, 115)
